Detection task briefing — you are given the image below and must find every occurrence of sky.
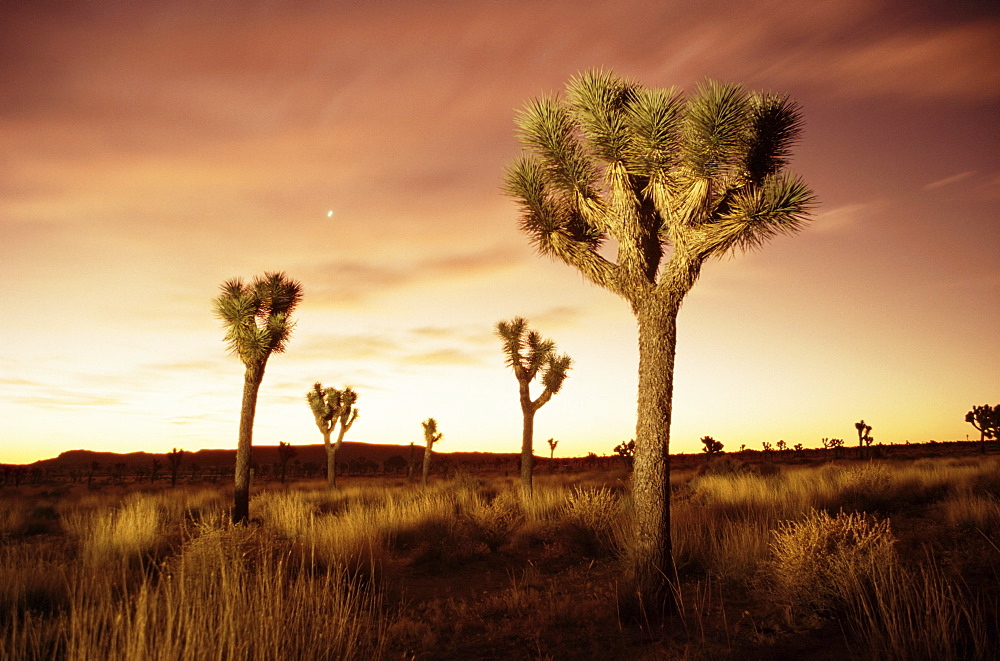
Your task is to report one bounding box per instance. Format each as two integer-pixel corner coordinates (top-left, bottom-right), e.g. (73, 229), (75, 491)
(2, 0), (998, 465)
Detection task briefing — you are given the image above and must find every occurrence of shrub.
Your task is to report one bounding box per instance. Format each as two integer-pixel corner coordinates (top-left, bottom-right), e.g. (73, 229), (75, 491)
(466, 490), (524, 553)
(560, 487), (622, 557)
(769, 509), (896, 621)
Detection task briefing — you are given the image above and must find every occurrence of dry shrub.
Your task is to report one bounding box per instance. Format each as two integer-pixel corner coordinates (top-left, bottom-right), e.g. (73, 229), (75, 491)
(559, 486), (622, 557)
(836, 463), (895, 512)
(769, 509), (896, 621)
(466, 490), (524, 552)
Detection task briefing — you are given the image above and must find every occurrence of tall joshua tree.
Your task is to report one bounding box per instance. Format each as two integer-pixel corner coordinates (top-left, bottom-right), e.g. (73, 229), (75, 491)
(855, 420), (873, 459)
(496, 317), (572, 494)
(504, 70), (815, 602)
(214, 271), (303, 524)
(421, 418), (442, 487)
(307, 383), (359, 489)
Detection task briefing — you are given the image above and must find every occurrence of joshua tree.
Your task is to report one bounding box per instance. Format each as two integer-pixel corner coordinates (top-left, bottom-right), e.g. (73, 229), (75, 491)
(277, 441), (296, 484)
(614, 439), (636, 470)
(167, 448), (185, 487)
(504, 70), (814, 601)
(214, 271), (303, 524)
(700, 435), (724, 458)
(421, 418), (443, 487)
(496, 317), (572, 494)
(966, 404), (1000, 454)
(547, 437), (559, 460)
(855, 420), (873, 459)
(306, 383), (359, 489)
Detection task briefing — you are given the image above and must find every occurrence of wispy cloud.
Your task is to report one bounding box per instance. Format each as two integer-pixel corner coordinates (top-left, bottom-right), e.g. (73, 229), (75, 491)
(924, 171), (976, 191)
(305, 245), (522, 304)
(400, 348), (485, 367)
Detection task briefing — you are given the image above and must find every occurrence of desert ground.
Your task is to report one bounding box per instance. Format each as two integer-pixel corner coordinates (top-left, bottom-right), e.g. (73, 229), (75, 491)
(2, 444), (998, 660)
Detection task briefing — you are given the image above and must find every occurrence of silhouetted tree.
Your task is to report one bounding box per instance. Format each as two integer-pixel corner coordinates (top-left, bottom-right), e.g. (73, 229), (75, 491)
(421, 418), (442, 487)
(384, 455), (408, 475)
(214, 271), (303, 524)
(547, 437), (559, 461)
(307, 383), (359, 489)
(168, 448), (185, 487)
(700, 435), (724, 458)
(277, 441), (296, 484)
(87, 461), (100, 488)
(855, 420), (873, 459)
(504, 70), (815, 601)
(966, 404), (1000, 454)
(496, 317), (572, 494)
(614, 439), (635, 470)
(407, 441), (416, 481)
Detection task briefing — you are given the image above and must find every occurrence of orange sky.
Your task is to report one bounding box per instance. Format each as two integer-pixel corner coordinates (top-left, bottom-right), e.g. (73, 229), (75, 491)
(2, 1), (998, 464)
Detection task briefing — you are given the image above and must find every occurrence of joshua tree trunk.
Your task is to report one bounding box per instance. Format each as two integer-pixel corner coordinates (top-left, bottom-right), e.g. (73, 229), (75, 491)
(421, 445), (432, 487)
(234, 363), (265, 525)
(323, 430), (336, 489)
(520, 401), (535, 494)
(630, 298), (680, 600)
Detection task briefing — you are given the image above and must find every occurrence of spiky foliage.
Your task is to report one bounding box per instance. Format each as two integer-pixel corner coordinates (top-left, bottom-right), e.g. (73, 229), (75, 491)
(855, 420), (873, 459)
(421, 418), (443, 487)
(547, 437), (559, 461)
(700, 436), (724, 458)
(966, 404), (1000, 454)
(214, 271), (303, 524)
(307, 383), (359, 489)
(496, 317), (572, 494)
(277, 441), (297, 484)
(504, 70), (815, 604)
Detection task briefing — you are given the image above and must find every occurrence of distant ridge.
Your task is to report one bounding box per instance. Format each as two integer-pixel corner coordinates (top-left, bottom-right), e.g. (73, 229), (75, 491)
(8, 442), (525, 469)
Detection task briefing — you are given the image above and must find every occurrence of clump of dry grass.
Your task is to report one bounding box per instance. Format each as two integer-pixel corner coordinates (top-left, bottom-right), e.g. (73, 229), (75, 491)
(942, 492), (1000, 533)
(62, 494), (166, 566)
(769, 509), (896, 622)
(466, 490), (524, 553)
(846, 554), (988, 660)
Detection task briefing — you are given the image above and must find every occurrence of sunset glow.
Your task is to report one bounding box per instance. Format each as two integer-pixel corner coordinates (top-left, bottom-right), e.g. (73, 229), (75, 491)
(2, 1), (998, 464)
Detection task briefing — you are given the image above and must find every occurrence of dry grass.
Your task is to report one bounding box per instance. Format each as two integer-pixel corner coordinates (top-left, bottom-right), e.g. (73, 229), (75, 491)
(2, 456), (998, 659)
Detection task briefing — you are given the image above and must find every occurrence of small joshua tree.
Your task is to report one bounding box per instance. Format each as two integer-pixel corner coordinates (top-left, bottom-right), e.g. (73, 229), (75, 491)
(700, 435), (724, 459)
(614, 439), (636, 470)
(547, 437), (559, 460)
(966, 404), (1000, 455)
(307, 383), (359, 489)
(277, 441), (296, 484)
(776, 439), (787, 455)
(421, 418), (443, 487)
(150, 458), (162, 483)
(168, 448), (185, 487)
(855, 420), (873, 459)
(496, 317), (572, 494)
(407, 441), (416, 481)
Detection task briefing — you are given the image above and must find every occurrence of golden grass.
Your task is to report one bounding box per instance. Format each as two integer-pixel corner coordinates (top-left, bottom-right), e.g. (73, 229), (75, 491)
(2, 455), (997, 659)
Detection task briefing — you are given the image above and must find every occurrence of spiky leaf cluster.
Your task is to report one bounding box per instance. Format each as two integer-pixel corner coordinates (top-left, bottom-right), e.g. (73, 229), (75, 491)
(496, 316), (572, 404)
(214, 271), (303, 368)
(504, 70), (816, 307)
(966, 404), (1000, 439)
(422, 417), (443, 446)
(307, 383), (359, 436)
